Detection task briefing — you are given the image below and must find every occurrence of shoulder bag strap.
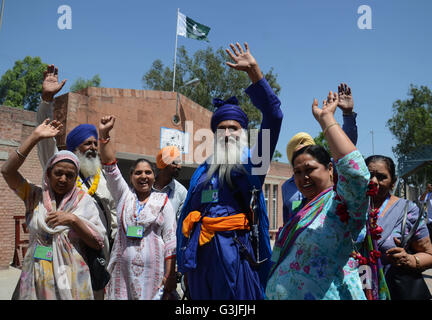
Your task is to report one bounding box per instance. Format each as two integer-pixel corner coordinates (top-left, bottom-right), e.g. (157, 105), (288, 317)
(400, 200), (425, 249)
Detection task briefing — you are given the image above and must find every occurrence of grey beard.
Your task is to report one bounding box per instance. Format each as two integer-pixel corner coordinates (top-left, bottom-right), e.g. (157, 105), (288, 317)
(206, 162), (246, 189)
(206, 135), (248, 189)
(76, 151), (101, 177)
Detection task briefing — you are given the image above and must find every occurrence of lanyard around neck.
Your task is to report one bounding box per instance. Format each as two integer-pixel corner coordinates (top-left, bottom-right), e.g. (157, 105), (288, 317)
(136, 198), (146, 222)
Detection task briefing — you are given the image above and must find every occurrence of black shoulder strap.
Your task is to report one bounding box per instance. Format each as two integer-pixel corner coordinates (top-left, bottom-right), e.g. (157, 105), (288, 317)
(81, 172), (113, 246)
(400, 200), (425, 249)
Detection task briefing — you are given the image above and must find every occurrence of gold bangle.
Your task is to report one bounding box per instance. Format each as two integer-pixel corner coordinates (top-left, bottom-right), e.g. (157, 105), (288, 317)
(414, 255), (420, 270)
(323, 122), (339, 135)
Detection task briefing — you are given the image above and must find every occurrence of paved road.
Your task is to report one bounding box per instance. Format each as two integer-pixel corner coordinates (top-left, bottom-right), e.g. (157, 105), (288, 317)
(1, 265), (432, 300)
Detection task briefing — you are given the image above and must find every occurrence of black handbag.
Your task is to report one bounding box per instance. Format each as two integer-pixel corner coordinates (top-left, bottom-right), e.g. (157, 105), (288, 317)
(385, 201), (432, 300)
(84, 246), (111, 291)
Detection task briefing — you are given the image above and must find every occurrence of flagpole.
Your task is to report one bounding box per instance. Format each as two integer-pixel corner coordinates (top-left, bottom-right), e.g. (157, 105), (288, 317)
(172, 8), (179, 92)
(0, 0), (5, 33)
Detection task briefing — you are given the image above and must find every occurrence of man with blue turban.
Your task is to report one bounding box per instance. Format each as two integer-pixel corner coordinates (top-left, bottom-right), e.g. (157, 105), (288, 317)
(176, 42), (283, 299)
(36, 65), (117, 299)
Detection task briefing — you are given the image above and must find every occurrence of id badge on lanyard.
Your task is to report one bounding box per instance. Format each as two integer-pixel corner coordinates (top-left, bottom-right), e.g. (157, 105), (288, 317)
(33, 245), (53, 261)
(127, 225), (144, 239)
(201, 176), (219, 204)
(127, 199), (145, 239)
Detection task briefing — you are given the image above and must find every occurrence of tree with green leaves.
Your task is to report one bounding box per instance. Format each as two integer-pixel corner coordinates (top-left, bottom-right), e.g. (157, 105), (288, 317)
(387, 84), (432, 186)
(142, 45), (281, 129)
(0, 56), (47, 111)
(272, 149), (283, 162)
(70, 74), (101, 92)
(313, 132), (330, 154)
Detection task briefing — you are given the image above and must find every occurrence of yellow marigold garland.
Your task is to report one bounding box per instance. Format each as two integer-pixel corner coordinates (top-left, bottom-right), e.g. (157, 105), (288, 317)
(76, 169), (100, 196)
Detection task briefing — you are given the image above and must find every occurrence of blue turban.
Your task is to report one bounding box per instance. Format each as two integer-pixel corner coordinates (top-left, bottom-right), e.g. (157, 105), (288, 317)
(66, 124), (98, 152)
(210, 96), (248, 132)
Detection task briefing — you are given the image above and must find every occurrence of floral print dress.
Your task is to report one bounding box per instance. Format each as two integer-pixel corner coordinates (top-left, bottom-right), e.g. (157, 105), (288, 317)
(266, 150), (370, 300)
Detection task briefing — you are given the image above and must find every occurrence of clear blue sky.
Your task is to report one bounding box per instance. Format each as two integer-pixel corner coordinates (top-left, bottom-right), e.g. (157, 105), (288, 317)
(1, 0), (431, 166)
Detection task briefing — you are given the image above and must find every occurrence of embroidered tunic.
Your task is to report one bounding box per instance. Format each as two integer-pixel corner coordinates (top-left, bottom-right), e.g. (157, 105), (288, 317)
(266, 150), (370, 300)
(103, 164), (176, 300)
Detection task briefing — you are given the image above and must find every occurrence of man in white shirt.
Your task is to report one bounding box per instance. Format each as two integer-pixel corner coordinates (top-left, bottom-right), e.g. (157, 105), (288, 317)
(36, 65), (117, 299)
(153, 146), (187, 221)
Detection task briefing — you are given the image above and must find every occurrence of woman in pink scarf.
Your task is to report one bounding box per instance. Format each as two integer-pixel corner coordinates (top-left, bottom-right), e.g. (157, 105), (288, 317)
(1, 119), (106, 299)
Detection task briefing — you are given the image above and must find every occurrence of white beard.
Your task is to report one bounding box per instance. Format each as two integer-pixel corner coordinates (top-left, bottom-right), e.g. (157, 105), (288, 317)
(76, 150), (101, 177)
(206, 131), (248, 189)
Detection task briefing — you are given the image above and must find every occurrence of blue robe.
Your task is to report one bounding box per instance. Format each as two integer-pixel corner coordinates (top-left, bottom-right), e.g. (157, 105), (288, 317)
(176, 78), (283, 299)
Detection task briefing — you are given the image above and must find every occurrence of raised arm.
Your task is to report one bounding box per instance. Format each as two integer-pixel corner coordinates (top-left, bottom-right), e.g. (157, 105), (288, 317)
(98, 115), (131, 204)
(312, 91), (356, 161)
(37, 65), (67, 167)
(98, 115), (116, 164)
(1, 119), (63, 190)
(225, 42), (263, 84)
(226, 42), (283, 181)
(337, 83), (358, 146)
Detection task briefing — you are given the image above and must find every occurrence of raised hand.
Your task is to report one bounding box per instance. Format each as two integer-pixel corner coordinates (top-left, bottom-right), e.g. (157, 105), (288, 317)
(312, 91), (339, 126)
(337, 83), (354, 115)
(99, 115), (116, 137)
(225, 42), (263, 83)
(42, 65), (67, 102)
(33, 118), (63, 140)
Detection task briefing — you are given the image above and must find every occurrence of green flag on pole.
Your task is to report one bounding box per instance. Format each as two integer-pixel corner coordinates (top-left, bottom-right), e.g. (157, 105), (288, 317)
(177, 11), (210, 42)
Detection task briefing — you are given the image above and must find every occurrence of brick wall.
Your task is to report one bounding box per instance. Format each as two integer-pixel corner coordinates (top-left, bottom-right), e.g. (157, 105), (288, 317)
(0, 106), (39, 269)
(0, 88), (292, 268)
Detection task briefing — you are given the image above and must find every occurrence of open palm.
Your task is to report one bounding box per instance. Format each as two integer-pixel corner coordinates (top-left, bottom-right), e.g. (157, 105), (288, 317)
(34, 119), (63, 139)
(42, 65), (67, 99)
(337, 83), (354, 113)
(312, 91), (339, 124)
(225, 42), (257, 71)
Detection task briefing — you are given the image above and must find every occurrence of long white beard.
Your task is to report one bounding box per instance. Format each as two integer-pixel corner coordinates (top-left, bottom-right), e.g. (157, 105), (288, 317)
(76, 150), (101, 177)
(206, 132), (248, 189)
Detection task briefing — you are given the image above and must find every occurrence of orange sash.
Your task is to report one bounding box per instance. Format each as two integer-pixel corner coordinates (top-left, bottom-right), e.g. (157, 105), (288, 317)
(182, 211), (250, 246)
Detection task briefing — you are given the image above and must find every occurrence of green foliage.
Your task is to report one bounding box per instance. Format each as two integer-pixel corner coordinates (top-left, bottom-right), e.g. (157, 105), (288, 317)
(142, 46), (281, 129)
(387, 84), (432, 185)
(70, 74), (101, 92)
(313, 131), (330, 154)
(272, 149), (283, 162)
(0, 56), (47, 111)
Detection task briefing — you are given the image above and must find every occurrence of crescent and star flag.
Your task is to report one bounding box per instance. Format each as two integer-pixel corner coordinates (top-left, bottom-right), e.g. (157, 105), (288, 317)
(177, 11), (211, 42)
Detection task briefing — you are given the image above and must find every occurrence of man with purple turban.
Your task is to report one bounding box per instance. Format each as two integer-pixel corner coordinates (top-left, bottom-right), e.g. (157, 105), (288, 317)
(176, 42), (283, 299)
(35, 65), (117, 299)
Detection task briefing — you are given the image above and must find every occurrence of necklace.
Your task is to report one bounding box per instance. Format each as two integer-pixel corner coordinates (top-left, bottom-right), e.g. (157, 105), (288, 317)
(76, 169), (101, 196)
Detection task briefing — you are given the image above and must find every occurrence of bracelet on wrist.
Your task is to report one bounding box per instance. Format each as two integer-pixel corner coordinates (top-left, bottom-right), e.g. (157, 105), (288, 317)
(413, 254), (421, 270)
(102, 159), (117, 166)
(15, 149), (27, 160)
(323, 122), (340, 135)
(98, 137), (110, 144)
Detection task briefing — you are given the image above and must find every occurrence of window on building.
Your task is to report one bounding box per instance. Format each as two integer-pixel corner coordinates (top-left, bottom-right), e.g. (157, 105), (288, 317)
(264, 184), (270, 212)
(272, 185), (278, 229)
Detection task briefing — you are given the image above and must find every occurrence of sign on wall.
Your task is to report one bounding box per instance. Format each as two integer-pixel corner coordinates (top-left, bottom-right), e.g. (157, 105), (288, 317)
(160, 127), (189, 154)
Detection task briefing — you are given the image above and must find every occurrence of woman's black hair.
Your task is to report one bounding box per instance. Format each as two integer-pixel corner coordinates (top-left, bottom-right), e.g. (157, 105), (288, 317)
(129, 158), (155, 176)
(365, 155), (397, 184)
(291, 145), (332, 168)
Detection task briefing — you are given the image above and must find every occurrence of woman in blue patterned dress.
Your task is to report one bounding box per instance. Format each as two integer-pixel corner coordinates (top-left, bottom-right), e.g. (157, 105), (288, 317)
(266, 91), (370, 300)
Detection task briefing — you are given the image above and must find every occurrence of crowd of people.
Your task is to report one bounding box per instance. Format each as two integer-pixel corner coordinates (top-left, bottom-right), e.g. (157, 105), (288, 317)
(1, 42), (432, 300)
